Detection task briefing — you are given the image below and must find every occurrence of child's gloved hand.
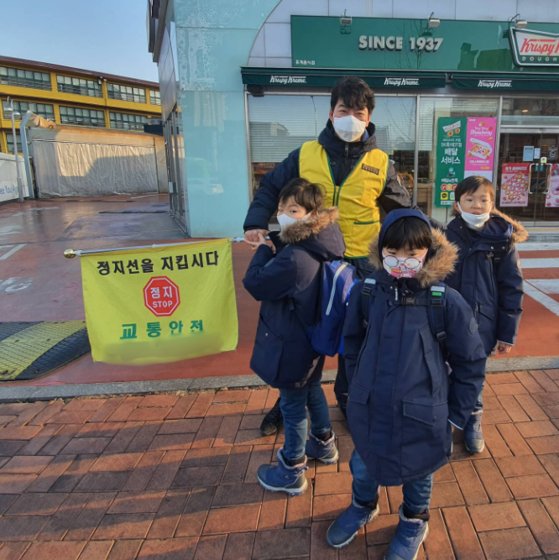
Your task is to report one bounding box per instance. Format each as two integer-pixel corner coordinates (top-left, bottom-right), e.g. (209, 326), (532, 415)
(495, 341), (513, 354)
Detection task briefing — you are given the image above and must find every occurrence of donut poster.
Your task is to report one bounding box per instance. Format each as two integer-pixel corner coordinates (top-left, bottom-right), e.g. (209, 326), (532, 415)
(500, 163), (530, 207)
(465, 117), (496, 179)
(546, 164), (559, 208)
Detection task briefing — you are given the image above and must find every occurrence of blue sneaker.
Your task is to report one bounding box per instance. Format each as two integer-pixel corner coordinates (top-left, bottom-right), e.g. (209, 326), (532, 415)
(257, 448), (308, 495)
(326, 499), (380, 548)
(464, 414), (485, 454)
(385, 507), (429, 560)
(306, 431), (339, 464)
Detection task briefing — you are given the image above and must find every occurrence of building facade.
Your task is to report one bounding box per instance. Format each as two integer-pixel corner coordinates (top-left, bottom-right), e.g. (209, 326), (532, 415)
(147, 0), (559, 236)
(0, 56), (162, 155)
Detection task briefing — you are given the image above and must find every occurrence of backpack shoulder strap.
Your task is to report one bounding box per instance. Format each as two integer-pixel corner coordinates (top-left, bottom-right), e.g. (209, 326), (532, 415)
(427, 285), (447, 354)
(360, 277), (377, 324)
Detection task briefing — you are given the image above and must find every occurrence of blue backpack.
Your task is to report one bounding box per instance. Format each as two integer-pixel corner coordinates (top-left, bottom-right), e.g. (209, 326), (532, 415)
(308, 260), (358, 356)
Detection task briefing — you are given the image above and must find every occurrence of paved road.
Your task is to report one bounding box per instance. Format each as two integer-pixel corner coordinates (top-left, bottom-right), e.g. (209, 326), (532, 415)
(1, 373), (559, 559)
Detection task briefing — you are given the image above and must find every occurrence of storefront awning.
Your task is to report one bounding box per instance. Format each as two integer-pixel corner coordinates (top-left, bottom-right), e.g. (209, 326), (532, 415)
(241, 67), (447, 92)
(450, 72), (559, 91)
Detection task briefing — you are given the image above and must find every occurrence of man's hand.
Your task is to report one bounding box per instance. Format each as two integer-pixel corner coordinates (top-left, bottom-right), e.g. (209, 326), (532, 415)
(244, 231), (274, 252)
(244, 229), (269, 243)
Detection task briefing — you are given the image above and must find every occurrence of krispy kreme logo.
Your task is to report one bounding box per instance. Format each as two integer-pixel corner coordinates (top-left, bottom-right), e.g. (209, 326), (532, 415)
(269, 75), (307, 85)
(510, 28), (559, 66)
(384, 77), (420, 87)
(477, 79), (513, 88)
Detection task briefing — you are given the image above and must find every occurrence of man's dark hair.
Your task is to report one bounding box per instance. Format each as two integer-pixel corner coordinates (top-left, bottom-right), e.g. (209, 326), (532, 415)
(279, 178), (324, 213)
(382, 217), (433, 251)
(330, 76), (375, 113)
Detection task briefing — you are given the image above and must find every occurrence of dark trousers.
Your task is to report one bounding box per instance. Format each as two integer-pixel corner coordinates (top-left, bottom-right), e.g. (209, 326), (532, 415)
(335, 256), (375, 412)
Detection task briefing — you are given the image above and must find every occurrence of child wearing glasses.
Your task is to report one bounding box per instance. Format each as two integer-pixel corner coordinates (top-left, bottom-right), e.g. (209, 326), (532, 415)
(445, 175), (527, 454)
(327, 208), (486, 559)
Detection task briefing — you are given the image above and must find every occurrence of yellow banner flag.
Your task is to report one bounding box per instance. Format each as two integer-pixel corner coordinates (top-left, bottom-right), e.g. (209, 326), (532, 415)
(80, 238), (238, 365)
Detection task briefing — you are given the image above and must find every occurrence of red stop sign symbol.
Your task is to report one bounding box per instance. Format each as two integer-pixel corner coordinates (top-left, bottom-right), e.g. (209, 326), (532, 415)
(143, 276), (181, 317)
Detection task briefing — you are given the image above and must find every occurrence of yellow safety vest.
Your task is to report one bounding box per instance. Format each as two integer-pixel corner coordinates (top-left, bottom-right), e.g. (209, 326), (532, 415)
(299, 140), (388, 258)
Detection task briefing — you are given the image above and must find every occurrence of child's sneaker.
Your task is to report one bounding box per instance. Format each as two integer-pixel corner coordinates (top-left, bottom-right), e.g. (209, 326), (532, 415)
(305, 431), (339, 464)
(464, 414), (484, 454)
(257, 448), (308, 495)
(385, 507), (429, 560)
(326, 499), (380, 548)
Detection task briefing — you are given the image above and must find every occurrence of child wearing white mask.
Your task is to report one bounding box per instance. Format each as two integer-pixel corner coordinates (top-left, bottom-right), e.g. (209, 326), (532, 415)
(243, 178), (346, 495)
(445, 175), (527, 454)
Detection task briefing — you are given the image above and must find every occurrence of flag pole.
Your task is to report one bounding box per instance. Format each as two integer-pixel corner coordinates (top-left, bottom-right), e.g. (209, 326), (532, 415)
(63, 238), (248, 259)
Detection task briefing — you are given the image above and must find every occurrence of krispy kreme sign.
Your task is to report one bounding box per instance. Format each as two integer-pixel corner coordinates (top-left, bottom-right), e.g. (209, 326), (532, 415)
(510, 27), (559, 66)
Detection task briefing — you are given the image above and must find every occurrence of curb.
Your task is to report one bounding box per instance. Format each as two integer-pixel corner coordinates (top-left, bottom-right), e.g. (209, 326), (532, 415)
(0, 355), (558, 402)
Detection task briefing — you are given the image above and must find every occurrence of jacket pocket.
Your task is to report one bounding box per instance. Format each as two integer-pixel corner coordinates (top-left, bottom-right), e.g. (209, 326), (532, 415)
(250, 317), (283, 386)
(401, 400), (451, 478)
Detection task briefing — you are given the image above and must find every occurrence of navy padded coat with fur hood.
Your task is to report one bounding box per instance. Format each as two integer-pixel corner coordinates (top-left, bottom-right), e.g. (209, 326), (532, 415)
(343, 209), (486, 485)
(243, 208), (345, 388)
(445, 210), (527, 355)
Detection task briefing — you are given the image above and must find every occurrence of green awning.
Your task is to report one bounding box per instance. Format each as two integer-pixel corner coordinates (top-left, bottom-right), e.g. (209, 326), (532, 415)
(241, 67), (446, 91)
(451, 73), (559, 91)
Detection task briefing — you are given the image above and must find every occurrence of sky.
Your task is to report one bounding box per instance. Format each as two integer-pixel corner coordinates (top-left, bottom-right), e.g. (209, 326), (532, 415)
(0, 0), (159, 82)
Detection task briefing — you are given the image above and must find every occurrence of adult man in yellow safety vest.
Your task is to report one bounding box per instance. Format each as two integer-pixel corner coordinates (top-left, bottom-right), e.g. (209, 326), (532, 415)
(243, 76), (412, 434)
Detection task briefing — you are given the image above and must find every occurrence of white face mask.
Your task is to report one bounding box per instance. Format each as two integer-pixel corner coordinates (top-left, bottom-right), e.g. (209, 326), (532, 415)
(457, 203), (490, 230)
(382, 254), (425, 279)
(333, 115), (367, 142)
(277, 213), (307, 232)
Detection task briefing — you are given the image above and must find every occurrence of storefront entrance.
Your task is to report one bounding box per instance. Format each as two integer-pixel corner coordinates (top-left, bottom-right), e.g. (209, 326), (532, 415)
(497, 130), (559, 224)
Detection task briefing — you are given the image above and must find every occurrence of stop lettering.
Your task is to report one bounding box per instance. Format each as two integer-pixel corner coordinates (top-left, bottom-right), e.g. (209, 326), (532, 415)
(143, 276), (181, 317)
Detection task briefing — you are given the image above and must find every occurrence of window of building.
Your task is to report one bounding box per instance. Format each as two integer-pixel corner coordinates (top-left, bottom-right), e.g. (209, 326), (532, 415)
(57, 75), (102, 97)
(2, 99), (55, 121)
(109, 111), (148, 130)
(6, 131), (23, 154)
(0, 66), (51, 90)
(59, 105), (105, 127)
(107, 83), (146, 103)
(501, 97), (559, 127)
(247, 93), (417, 199)
(150, 90), (161, 106)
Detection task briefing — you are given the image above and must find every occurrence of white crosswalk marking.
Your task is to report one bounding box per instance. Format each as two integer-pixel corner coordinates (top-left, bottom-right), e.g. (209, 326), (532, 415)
(524, 281), (559, 317)
(0, 244), (25, 260)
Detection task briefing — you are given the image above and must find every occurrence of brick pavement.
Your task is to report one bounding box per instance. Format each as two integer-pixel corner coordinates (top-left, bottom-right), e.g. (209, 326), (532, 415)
(1, 371), (559, 559)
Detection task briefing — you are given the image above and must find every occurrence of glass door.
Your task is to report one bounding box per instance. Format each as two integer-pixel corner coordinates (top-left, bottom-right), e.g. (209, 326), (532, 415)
(497, 131), (559, 224)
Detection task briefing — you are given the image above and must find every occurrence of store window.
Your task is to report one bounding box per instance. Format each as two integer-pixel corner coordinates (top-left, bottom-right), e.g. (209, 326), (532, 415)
(0, 66), (51, 90)
(418, 96), (499, 217)
(372, 96), (416, 203)
(501, 98), (559, 127)
(150, 90), (161, 106)
(247, 94), (329, 193)
(247, 93), (417, 202)
(108, 83), (146, 103)
(57, 75), (102, 97)
(59, 106), (105, 127)
(109, 111), (148, 130)
(2, 99), (54, 121)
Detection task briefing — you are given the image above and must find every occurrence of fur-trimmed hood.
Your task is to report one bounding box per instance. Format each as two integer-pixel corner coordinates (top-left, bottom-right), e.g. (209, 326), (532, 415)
(368, 209), (458, 288)
(278, 207), (345, 261)
(490, 208), (529, 244)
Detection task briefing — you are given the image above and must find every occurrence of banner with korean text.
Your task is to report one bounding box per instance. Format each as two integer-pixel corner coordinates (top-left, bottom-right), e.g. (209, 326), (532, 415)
(80, 239), (238, 365)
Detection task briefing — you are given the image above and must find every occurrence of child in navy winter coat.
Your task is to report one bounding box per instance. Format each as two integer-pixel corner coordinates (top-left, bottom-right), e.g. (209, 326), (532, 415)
(445, 175), (527, 454)
(243, 178), (346, 496)
(327, 208), (486, 558)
